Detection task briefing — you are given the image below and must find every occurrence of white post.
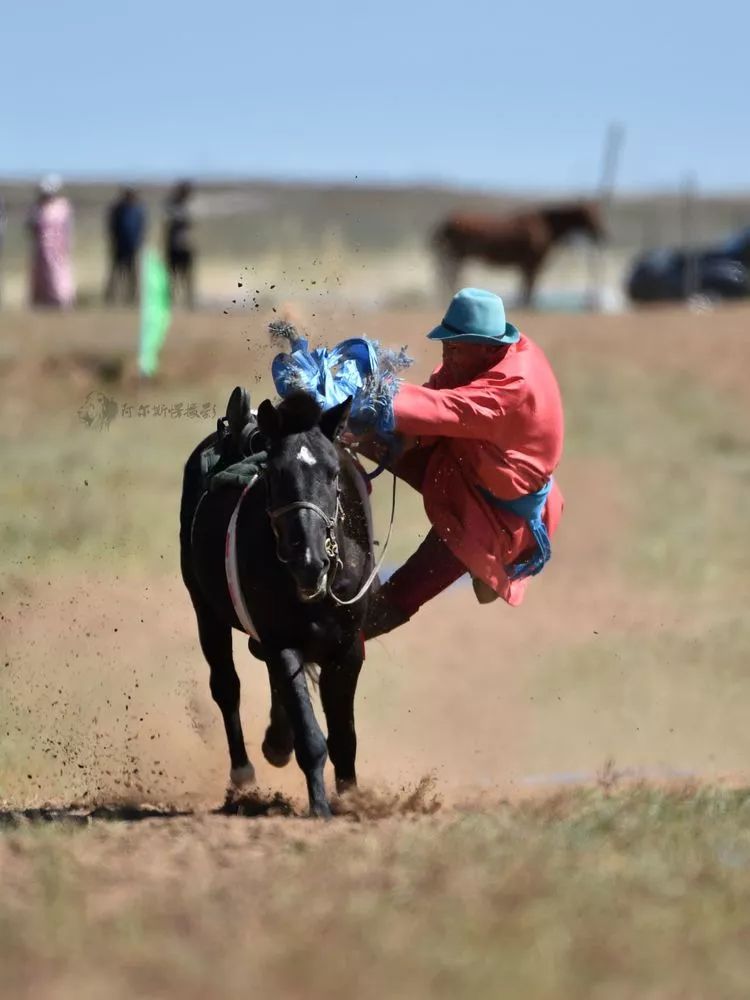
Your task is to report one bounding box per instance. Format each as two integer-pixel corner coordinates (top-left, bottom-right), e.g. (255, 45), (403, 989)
(681, 173), (698, 300)
(599, 122), (626, 207)
(588, 122), (625, 310)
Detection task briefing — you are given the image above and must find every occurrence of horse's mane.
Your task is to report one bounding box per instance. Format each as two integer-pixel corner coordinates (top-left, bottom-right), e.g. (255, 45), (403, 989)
(276, 391), (323, 434)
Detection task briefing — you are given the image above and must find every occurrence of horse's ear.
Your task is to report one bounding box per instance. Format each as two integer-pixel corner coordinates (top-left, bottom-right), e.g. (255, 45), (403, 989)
(320, 397), (352, 442)
(257, 399), (280, 440)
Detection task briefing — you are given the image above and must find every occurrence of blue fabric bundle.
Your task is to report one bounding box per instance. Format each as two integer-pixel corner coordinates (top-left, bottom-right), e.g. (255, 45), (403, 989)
(270, 322), (412, 435)
(478, 478), (553, 581)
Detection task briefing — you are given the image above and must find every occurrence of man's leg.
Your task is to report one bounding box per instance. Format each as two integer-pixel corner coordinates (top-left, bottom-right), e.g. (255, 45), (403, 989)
(183, 254), (196, 310)
(167, 252), (178, 303)
(125, 252), (138, 304)
(364, 529), (466, 640)
(104, 254), (118, 304)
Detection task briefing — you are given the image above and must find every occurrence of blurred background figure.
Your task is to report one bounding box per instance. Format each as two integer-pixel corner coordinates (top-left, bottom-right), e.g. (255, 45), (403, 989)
(0, 191), (6, 307)
(27, 174), (75, 309)
(105, 186), (147, 305)
(164, 180), (196, 308)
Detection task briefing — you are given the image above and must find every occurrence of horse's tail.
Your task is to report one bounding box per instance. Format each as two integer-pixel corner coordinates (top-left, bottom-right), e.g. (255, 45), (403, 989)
(303, 661), (320, 688)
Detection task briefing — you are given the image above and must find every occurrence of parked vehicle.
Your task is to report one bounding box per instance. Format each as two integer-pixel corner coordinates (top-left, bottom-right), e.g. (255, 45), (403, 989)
(626, 227), (750, 303)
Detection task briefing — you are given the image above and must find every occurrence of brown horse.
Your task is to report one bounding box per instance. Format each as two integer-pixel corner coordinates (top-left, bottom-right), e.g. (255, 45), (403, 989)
(432, 202), (605, 306)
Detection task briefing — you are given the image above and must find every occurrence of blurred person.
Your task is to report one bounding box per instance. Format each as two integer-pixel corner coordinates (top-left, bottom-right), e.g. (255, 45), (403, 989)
(27, 174), (75, 308)
(164, 180), (196, 308)
(348, 287), (565, 639)
(0, 192), (6, 306)
(105, 186), (147, 304)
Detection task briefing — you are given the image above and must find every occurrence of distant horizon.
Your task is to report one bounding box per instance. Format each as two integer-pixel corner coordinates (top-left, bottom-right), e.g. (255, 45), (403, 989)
(2, 172), (749, 201)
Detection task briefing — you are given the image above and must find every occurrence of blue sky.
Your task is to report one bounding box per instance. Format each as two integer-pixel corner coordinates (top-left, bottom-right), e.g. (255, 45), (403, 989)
(2, 0), (747, 192)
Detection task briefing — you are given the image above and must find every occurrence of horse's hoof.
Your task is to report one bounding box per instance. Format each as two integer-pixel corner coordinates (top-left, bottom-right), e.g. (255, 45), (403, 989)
(230, 763), (256, 788)
(262, 739), (293, 769)
(310, 800), (333, 820)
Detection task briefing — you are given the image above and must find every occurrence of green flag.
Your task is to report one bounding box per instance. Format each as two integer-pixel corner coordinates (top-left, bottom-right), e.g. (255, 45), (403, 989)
(138, 249), (172, 377)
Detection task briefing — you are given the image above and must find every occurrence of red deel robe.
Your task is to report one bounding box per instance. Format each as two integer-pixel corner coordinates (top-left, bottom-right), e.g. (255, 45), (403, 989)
(392, 333), (564, 606)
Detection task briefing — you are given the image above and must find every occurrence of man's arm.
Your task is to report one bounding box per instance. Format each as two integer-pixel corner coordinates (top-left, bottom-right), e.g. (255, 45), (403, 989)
(393, 377), (523, 439)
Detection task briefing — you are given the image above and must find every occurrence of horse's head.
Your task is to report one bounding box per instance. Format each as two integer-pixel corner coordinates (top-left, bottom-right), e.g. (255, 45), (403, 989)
(546, 202), (606, 243)
(578, 202), (606, 242)
(257, 391), (351, 602)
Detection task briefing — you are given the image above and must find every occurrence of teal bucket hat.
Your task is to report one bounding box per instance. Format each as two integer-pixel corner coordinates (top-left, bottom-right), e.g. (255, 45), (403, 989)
(427, 287), (520, 345)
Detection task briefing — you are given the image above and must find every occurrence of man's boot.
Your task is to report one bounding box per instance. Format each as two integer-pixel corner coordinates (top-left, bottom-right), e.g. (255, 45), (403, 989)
(472, 576), (499, 605)
(363, 588), (411, 640)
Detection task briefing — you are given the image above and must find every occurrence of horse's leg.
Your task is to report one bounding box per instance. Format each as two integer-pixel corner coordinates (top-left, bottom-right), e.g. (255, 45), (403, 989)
(248, 636), (294, 768)
(451, 257), (462, 294)
(267, 647), (330, 817)
(193, 599), (255, 788)
(435, 249), (460, 297)
(519, 261), (539, 308)
(320, 643), (364, 794)
(446, 255), (461, 294)
(262, 661), (295, 768)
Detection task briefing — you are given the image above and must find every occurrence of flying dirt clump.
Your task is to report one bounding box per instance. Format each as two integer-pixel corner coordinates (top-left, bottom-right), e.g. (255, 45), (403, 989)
(332, 775), (442, 821)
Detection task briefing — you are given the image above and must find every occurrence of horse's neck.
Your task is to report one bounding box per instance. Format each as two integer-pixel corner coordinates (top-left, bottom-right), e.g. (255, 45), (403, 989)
(545, 210), (582, 241)
(337, 450), (374, 553)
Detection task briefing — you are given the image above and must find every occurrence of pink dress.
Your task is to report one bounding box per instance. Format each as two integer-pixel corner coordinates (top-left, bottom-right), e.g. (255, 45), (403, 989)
(28, 197), (75, 307)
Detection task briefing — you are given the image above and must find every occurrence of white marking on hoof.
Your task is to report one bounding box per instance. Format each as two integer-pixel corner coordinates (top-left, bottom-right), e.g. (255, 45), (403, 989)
(230, 763), (256, 788)
(297, 445), (317, 467)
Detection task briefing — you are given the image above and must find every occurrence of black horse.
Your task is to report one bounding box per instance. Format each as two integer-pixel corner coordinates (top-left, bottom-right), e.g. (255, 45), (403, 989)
(180, 390), (374, 817)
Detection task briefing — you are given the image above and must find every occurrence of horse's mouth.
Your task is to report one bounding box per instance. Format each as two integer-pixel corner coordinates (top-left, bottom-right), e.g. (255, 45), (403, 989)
(297, 574), (328, 603)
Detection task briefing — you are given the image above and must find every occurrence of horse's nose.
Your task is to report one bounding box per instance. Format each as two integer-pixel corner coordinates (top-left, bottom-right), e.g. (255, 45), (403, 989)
(291, 549), (329, 601)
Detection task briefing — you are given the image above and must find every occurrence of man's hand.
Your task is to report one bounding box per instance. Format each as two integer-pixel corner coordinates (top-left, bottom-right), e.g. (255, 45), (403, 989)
(341, 431), (422, 465)
(340, 430), (390, 464)
(338, 430), (360, 449)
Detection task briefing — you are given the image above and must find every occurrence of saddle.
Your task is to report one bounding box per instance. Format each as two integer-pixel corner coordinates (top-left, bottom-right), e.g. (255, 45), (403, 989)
(201, 386), (268, 493)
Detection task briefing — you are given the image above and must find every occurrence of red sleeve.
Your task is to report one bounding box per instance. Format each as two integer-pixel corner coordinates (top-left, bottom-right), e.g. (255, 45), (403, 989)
(393, 376), (524, 438)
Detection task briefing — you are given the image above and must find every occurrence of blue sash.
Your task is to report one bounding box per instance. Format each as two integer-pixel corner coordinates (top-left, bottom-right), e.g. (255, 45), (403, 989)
(478, 478), (553, 581)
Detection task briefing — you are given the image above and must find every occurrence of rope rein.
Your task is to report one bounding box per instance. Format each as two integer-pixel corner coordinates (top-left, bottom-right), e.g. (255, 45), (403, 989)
(327, 470), (397, 607)
(266, 466), (397, 607)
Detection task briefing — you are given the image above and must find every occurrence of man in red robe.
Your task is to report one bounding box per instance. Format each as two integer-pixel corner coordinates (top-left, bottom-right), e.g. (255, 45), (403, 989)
(357, 287), (565, 639)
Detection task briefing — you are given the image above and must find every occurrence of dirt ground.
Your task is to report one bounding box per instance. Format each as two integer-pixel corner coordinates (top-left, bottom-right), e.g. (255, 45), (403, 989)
(2, 301), (750, 996)
(4, 302), (750, 796)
